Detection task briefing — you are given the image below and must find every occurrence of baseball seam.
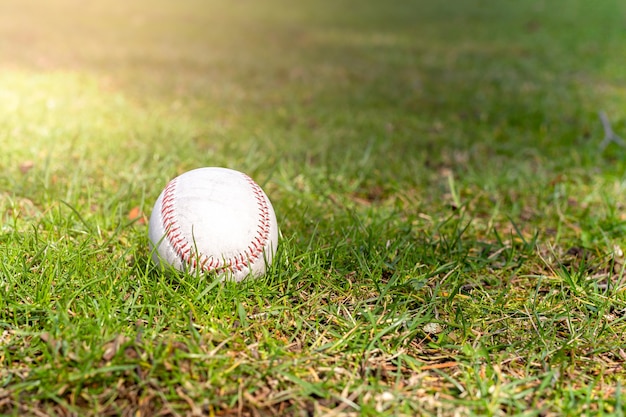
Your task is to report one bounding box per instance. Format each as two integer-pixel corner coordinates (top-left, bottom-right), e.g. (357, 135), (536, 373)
(160, 174), (272, 275)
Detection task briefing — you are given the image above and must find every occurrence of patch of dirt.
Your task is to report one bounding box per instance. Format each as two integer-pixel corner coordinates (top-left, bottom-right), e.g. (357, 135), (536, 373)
(0, 192), (43, 232)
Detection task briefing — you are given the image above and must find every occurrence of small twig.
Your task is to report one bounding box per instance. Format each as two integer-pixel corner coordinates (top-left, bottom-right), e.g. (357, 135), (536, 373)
(421, 361), (459, 371)
(175, 387), (203, 416)
(599, 111), (626, 150)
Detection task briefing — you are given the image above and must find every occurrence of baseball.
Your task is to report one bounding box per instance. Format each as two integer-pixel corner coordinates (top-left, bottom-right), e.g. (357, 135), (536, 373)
(148, 167), (279, 281)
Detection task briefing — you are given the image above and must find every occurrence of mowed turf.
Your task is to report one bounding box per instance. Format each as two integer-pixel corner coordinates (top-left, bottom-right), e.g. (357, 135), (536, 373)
(0, 0), (625, 415)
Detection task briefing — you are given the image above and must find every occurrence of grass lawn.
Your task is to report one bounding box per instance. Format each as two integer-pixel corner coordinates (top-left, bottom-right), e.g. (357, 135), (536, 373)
(1, 0), (626, 415)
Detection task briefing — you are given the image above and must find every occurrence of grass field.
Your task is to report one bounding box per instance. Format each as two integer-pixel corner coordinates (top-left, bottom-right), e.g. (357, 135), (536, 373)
(1, 0), (626, 415)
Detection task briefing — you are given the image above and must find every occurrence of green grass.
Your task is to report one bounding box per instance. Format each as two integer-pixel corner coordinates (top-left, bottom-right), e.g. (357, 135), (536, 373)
(1, 0), (626, 415)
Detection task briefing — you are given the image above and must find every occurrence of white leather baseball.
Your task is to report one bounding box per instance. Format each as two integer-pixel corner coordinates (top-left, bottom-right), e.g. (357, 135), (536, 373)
(148, 167), (279, 281)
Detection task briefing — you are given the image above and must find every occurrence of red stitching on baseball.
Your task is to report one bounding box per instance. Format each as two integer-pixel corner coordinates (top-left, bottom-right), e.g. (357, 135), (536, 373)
(160, 172), (272, 276)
